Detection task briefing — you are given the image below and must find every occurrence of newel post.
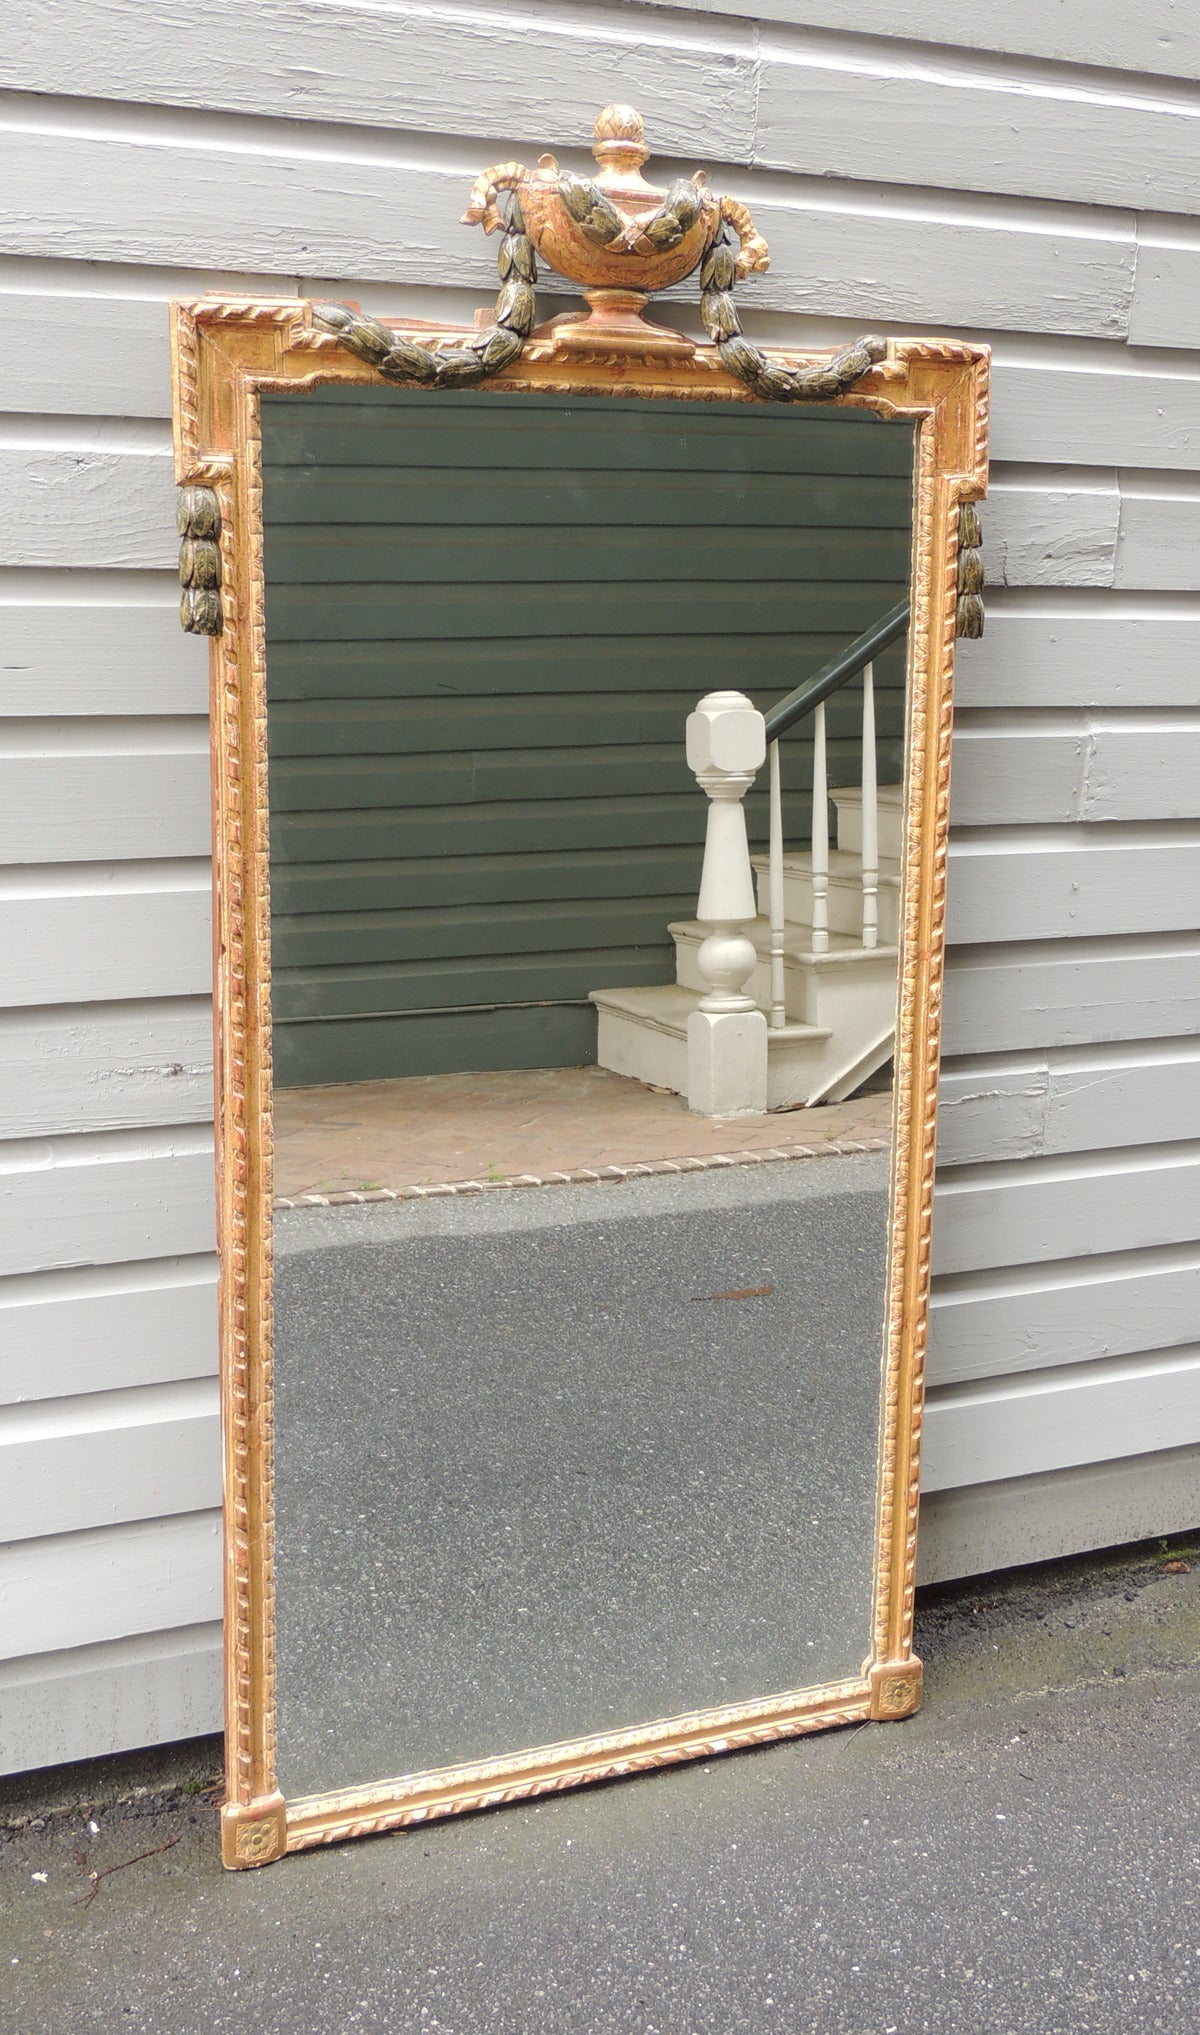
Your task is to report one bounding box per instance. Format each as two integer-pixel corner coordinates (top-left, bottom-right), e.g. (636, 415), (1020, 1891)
(685, 690), (768, 1117)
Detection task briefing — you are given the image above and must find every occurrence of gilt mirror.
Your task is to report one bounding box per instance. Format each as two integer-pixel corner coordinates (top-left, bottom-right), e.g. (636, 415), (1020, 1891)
(172, 106), (988, 1867)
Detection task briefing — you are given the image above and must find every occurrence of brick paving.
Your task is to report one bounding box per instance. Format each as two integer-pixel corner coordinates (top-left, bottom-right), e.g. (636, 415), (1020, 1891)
(273, 1063), (893, 1202)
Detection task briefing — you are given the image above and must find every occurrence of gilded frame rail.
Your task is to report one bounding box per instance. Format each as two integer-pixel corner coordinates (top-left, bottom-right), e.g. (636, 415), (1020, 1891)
(170, 294), (989, 1868)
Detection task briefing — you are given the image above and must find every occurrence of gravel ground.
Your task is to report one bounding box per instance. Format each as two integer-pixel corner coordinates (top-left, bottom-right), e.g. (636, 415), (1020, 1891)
(0, 1535), (1196, 2035)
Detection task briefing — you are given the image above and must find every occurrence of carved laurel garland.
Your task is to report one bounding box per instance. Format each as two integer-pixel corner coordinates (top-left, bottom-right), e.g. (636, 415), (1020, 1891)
(956, 502), (985, 637)
(696, 229), (886, 401)
(555, 171), (887, 402)
(453, 116), (891, 414)
(310, 171), (885, 406)
(313, 191), (536, 384)
(178, 485), (223, 634)
(555, 164), (714, 258)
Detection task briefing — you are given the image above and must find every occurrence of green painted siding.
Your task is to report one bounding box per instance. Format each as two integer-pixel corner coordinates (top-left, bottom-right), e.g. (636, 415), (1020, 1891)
(262, 388), (913, 1087)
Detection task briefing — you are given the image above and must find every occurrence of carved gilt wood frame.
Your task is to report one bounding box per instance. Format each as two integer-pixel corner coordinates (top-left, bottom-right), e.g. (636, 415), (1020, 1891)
(170, 296), (989, 1869)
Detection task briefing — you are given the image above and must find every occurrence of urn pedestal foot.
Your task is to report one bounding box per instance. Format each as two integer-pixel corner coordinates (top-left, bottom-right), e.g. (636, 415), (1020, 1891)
(532, 288), (699, 365)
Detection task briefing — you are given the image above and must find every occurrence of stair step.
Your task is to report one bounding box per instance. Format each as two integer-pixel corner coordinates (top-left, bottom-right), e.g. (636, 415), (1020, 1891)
(670, 918), (899, 1030)
(590, 984), (829, 1047)
(750, 850), (900, 942)
(831, 784), (905, 860)
(589, 985), (832, 1112)
(670, 918), (899, 971)
(750, 849), (901, 882)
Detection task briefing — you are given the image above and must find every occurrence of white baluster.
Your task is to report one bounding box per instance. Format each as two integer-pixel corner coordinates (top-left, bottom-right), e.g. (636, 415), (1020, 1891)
(767, 738), (786, 1028)
(685, 690), (768, 1117)
(810, 700), (830, 955)
(860, 658), (879, 950)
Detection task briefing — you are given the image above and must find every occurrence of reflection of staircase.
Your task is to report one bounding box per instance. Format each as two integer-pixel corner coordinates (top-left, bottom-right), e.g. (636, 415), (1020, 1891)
(591, 602), (910, 1118)
(592, 786), (901, 1111)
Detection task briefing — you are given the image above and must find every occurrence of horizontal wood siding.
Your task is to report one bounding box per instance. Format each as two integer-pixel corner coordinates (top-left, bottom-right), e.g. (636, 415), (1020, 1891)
(263, 390), (911, 1085)
(0, 1514), (221, 1661)
(1, 0), (1197, 1770)
(0, 1623), (222, 1774)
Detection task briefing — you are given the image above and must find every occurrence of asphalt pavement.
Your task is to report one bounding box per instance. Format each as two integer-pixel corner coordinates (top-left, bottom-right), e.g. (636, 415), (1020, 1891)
(1, 1535), (1197, 2035)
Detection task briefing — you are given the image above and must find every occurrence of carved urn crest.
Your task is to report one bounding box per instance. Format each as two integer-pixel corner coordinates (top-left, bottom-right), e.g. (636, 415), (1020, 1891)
(460, 104), (771, 357)
(314, 104), (885, 398)
(463, 102), (769, 333)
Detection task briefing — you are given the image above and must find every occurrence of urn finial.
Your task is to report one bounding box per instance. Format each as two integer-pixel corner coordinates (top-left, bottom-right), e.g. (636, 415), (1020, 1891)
(592, 103), (651, 176)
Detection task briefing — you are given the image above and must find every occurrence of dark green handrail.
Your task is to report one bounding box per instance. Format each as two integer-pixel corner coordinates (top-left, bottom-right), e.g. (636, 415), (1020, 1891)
(763, 599), (910, 744)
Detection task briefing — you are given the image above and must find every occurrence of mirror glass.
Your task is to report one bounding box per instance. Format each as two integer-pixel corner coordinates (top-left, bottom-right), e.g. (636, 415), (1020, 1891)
(260, 386), (915, 1799)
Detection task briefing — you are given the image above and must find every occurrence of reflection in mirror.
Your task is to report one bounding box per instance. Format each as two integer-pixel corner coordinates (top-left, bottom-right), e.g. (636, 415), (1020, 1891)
(262, 389), (914, 1801)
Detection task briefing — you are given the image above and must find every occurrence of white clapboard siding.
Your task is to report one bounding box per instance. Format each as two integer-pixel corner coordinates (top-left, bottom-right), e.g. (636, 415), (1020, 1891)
(0, 1623), (222, 1773)
(953, 609), (1200, 711)
(2, 3), (1200, 1772)
(983, 478), (1119, 589)
(0, 1377), (219, 1541)
(946, 827), (1200, 945)
(1117, 485), (1200, 591)
(933, 1146), (1200, 1278)
(937, 1041), (1200, 1165)
(987, 364), (1200, 474)
(0, 999), (213, 1139)
(0, 128), (1142, 338)
(7, 4), (1200, 216)
(0, 1512), (222, 1660)
(0, 864), (211, 1005)
(0, 736), (211, 862)
(715, 197), (1135, 338)
(0, 586), (207, 716)
(0, 4), (761, 160)
(1131, 237), (1200, 353)
(9, 434), (1178, 593)
(0, 1127), (215, 1277)
(942, 938), (1200, 1055)
(0, 1256), (217, 1405)
(740, 250), (1200, 382)
(14, 280), (1200, 480)
(0, 289), (178, 419)
(918, 1447), (1200, 1587)
(922, 1348), (1200, 1493)
(930, 1246), (1200, 1386)
(632, 0), (1200, 86)
(13, 263), (1200, 485)
(752, 50), (1200, 214)
(0, 442), (176, 570)
(950, 718), (1200, 826)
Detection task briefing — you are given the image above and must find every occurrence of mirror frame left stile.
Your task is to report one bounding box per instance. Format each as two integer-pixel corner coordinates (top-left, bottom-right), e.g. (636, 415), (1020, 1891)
(170, 295), (989, 1869)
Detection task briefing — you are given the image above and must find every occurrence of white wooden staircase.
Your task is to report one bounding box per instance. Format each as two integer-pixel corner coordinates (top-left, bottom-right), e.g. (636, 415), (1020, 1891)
(588, 604), (910, 1117)
(592, 785), (901, 1111)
